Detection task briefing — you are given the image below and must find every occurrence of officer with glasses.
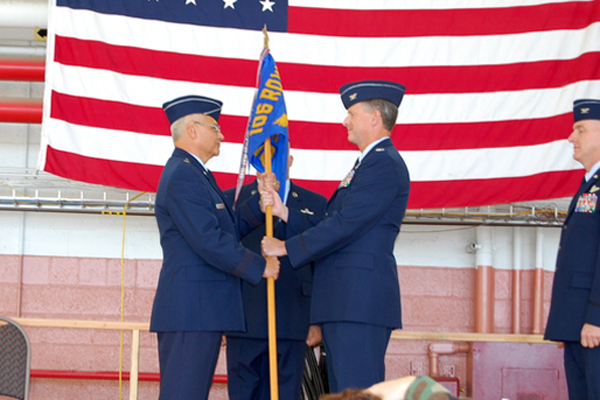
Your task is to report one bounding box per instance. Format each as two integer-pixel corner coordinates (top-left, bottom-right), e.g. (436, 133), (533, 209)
(150, 94), (280, 400)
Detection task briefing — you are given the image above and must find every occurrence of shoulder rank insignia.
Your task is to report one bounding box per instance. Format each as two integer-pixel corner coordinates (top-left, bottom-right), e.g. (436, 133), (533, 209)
(375, 147), (384, 152)
(183, 158), (190, 163)
(300, 208), (314, 215)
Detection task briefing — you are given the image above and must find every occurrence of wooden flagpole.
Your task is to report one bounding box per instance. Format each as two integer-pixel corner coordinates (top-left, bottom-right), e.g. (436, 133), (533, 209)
(262, 25), (279, 400)
(264, 141), (279, 400)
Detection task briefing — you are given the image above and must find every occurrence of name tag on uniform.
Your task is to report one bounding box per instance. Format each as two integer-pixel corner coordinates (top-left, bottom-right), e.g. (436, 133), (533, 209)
(215, 203), (225, 210)
(575, 193), (597, 213)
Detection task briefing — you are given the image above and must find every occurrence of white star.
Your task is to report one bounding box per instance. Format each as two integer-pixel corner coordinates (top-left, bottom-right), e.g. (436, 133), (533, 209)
(260, 0), (275, 12)
(185, 0), (196, 4)
(223, 0), (237, 9)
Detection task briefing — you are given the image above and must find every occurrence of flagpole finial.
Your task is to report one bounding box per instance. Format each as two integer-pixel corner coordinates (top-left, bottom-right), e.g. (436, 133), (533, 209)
(262, 24), (269, 49)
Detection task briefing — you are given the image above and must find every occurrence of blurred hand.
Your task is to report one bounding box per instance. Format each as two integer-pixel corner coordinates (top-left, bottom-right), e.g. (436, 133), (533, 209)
(260, 186), (288, 221)
(259, 187), (274, 213)
(367, 376), (417, 400)
(262, 236), (288, 257)
(556, 341), (564, 349)
(581, 323), (600, 348)
(306, 325), (322, 347)
(262, 256), (280, 280)
(257, 172), (280, 193)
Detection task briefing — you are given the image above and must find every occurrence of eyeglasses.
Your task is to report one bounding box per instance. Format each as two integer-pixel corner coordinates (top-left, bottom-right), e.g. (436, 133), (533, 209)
(193, 120), (221, 134)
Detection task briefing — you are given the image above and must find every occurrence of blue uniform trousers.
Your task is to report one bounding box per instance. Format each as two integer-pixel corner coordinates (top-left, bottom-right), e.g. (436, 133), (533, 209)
(157, 331), (222, 400)
(226, 336), (307, 400)
(320, 322), (392, 393)
(564, 341), (600, 400)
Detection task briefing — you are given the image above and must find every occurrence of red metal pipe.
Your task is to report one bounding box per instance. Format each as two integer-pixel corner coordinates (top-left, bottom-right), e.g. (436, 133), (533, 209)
(532, 228), (545, 334)
(532, 267), (544, 334)
(0, 99), (43, 123)
(512, 269), (521, 334)
(475, 265), (495, 333)
(30, 370), (228, 384)
(428, 343), (470, 377)
(0, 58), (45, 81)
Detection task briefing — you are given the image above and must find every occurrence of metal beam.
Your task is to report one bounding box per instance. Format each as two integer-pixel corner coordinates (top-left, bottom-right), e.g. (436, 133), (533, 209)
(0, 0), (48, 29)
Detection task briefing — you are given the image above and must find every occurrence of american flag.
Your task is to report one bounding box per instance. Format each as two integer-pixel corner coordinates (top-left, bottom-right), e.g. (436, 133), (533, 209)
(39, 0), (600, 209)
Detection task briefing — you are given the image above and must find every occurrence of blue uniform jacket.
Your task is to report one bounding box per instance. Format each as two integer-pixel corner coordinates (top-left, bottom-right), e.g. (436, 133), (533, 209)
(150, 148), (266, 333)
(224, 180), (327, 340)
(545, 173), (600, 341)
(285, 139), (410, 329)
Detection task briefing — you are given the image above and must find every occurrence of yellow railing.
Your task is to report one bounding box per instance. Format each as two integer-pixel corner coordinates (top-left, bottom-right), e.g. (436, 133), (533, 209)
(13, 318), (149, 400)
(391, 330), (549, 344)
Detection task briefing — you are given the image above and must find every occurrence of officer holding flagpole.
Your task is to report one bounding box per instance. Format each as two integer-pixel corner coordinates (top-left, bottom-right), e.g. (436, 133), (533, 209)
(224, 149), (327, 400)
(261, 80), (410, 392)
(150, 94), (280, 400)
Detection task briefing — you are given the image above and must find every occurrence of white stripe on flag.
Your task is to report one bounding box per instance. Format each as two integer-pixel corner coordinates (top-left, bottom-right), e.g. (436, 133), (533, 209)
(53, 7), (600, 68)
(290, 0), (589, 10)
(49, 63), (600, 124)
(45, 117), (581, 182)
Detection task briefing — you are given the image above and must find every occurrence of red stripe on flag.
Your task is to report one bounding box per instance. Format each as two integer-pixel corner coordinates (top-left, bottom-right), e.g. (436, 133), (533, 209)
(406, 170), (583, 209)
(408, 170), (585, 208)
(54, 36), (600, 95)
(216, 169), (584, 209)
(54, 35), (257, 88)
(44, 148), (584, 208)
(50, 91), (171, 135)
(393, 114), (572, 151)
(279, 52), (600, 95)
(44, 146), (163, 192)
(288, 2), (600, 37)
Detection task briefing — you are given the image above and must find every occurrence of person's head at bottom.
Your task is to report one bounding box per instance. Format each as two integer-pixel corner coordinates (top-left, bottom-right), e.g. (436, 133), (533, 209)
(320, 376), (461, 400)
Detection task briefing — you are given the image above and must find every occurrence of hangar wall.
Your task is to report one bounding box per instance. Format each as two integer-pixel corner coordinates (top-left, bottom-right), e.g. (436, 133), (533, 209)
(0, 203), (562, 398)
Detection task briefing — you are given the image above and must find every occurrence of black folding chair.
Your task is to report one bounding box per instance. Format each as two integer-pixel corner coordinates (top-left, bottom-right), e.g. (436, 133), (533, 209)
(0, 316), (31, 400)
(302, 345), (329, 400)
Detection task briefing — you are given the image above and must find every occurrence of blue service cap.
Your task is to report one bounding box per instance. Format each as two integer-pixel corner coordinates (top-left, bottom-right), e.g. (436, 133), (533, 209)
(340, 80), (406, 109)
(574, 99), (600, 122)
(162, 95), (223, 125)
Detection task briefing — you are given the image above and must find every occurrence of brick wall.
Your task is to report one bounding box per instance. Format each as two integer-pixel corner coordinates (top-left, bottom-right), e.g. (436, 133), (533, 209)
(1, 254), (555, 399)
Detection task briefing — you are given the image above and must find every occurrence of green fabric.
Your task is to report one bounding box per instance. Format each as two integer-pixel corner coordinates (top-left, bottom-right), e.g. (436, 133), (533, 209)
(405, 376), (459, 400)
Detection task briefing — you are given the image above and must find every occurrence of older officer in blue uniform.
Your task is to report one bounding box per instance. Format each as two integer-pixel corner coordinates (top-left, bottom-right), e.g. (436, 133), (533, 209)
(545, 99), (600, 400)
(223, 152), (328, 400)
(150, 95), (280, 400)
(262, 80), (410, 392)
